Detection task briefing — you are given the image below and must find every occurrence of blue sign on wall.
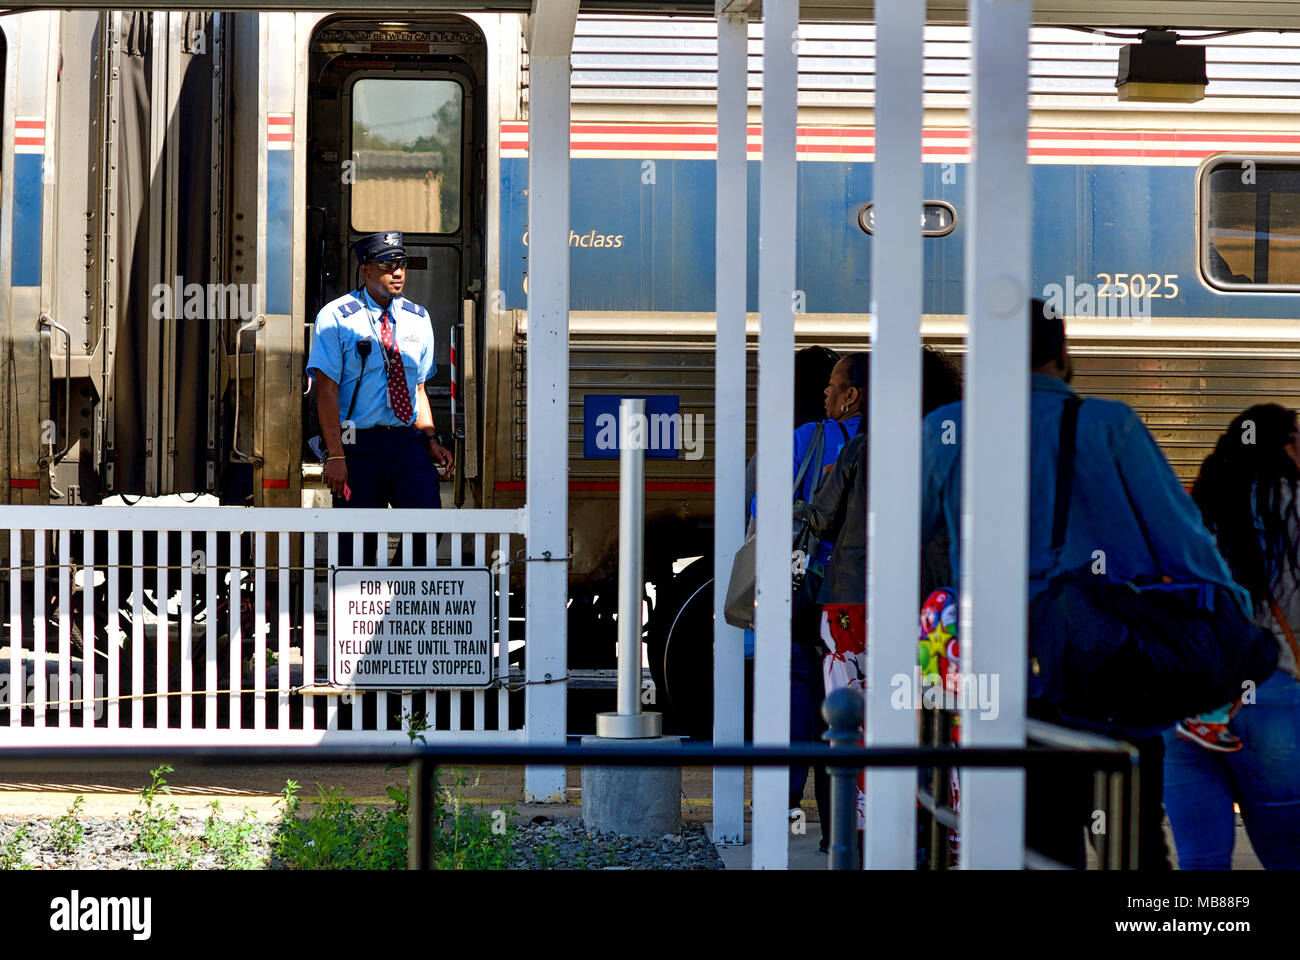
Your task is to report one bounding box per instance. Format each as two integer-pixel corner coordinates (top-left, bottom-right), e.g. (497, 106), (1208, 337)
(583, 394), (682, 460)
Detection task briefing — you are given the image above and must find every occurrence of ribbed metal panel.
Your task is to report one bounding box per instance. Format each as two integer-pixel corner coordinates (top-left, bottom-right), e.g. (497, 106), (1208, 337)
(533, 15), (1300, 106)
(1071, 349), (1300, 483)
(515, 326), (1300, 486)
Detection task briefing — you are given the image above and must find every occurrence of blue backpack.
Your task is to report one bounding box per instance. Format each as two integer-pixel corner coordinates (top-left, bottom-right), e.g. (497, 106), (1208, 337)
(1027, 398), (1278, 734)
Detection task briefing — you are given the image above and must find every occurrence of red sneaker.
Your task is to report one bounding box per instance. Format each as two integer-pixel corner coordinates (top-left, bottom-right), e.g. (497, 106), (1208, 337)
(1176, 719), (1243, 753)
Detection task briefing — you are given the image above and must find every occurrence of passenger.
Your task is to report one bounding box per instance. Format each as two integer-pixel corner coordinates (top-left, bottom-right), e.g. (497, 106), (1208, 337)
(919, 299), (1250, 870)
(745, 349), (866, 844)
(799, 346), (963, 840)
(743, 344), (841, 514)
(1164, 404), (1300, 869)
(796, 345), (845, 434)
(919, 347), (963, 597)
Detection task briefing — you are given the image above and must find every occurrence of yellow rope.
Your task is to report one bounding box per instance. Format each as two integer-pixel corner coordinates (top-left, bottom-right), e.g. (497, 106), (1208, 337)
(9, 684), (502, 709)
(10, 686), (287, 708)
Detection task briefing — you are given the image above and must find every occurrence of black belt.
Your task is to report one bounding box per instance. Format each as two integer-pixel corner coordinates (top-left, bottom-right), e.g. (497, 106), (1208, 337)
(357, 424), (415, 433)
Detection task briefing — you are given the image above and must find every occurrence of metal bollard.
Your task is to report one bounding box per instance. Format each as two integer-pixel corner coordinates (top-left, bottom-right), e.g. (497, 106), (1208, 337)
(407, 757), (435, 870)
(823, 686), (864, 870)
(596, 398), (661, 739)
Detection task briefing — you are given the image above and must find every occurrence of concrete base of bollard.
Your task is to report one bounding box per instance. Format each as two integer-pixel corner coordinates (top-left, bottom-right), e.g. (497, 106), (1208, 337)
(580, 735), (683, 837)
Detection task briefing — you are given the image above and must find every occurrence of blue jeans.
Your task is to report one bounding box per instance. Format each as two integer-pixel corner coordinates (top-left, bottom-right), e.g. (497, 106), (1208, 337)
(1162, 670), (1300, 869)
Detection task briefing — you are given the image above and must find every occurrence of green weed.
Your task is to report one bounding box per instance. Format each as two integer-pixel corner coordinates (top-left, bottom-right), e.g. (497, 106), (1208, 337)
(272, 766), (518, 871)
(272, 783), (407, 870)
(202, 801), (265, 870)
(51, 797), (85, 857)
(131, 764), (198, 869)
(434, 767), (518, 870)
(573, 838), (594, 870)
(0, 825), (31, 870)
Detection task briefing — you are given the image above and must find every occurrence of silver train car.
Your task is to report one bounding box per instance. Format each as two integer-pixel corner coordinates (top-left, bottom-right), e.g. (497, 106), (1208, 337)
(3, 11), (1300, 725)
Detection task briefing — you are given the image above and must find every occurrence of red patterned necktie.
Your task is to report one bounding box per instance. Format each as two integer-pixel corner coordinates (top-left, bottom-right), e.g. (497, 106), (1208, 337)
(378, 309), (413, 423)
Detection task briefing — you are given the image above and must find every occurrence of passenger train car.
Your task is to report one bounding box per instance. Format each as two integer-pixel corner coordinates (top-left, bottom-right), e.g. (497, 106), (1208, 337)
(2, 10), (1299, 723)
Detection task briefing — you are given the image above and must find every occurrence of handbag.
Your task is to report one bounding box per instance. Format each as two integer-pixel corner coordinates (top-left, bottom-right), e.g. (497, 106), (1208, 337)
(1028, 397), (1279, 732)
(724, 422), (829, 630)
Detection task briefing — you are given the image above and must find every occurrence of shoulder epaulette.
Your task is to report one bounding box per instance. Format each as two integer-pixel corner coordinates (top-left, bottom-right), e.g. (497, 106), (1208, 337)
(337, 296), (363, 318)
(399, 300), (428, 319)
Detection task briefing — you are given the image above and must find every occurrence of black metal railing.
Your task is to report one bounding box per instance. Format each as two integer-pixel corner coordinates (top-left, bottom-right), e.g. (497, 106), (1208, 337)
(0, 690), (1139, 871)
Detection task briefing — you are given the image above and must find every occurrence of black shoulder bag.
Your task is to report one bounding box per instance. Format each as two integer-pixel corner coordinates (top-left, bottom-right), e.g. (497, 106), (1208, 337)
(1028, 398), (1278, 732)
(308, 340), (371, 463)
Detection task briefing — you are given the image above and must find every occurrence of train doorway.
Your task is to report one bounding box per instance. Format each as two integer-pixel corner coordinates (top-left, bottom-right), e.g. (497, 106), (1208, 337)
(304, 18), (487, 476)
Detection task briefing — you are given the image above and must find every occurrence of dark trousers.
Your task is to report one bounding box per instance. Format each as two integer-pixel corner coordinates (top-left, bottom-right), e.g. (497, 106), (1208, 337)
(790, 640), (831, 846)
(332, 426), (441, 566)
(1026, 702), (1171, 870)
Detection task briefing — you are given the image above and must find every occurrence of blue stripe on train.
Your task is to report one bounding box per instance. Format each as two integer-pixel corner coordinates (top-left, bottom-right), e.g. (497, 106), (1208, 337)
(12, 154), (43, 286)
(266, 150), (292, 315)
(500, 159), (1293, 320)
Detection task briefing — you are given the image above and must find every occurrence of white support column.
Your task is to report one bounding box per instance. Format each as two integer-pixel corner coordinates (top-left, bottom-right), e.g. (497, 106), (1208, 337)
(523, 0), (579, 802)
(959, 0), (1032, 869)
(864, 0), (923, 870)
(711, 2), (749, 848)
(752, 0), (798, 871)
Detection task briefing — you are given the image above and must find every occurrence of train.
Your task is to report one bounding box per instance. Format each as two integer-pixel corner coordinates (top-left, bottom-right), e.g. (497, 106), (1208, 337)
(2, 9), (1299, 733)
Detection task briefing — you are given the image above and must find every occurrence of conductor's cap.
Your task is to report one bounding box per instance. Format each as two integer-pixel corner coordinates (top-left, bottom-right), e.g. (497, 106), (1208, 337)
(352, 231), (406, 265)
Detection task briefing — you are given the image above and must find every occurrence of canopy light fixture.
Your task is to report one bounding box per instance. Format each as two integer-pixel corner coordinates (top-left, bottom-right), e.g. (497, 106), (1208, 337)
(1116, 29), (1207, 103)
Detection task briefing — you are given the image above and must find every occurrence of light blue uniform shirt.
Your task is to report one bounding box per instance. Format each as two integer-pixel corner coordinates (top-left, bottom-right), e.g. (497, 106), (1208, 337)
(920, 374), (1250, 614)
(306, 287), (436, 429)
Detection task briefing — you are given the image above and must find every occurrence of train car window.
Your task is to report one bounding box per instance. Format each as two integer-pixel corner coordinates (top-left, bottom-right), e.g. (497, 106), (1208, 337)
(1202, 158), (1300, 289)
(350, 78), (462, 234)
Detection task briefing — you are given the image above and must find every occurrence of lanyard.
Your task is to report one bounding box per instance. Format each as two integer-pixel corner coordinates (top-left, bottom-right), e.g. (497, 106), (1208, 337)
(358, 287), (397, 378)
(357, 286), (411, 416)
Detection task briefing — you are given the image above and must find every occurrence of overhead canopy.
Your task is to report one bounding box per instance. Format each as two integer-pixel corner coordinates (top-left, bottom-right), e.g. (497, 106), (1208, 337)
(1, 0), (1299, 30)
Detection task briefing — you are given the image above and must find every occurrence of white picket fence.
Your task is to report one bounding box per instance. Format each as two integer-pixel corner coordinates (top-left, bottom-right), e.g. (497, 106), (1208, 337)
(0, 506), (525, 746)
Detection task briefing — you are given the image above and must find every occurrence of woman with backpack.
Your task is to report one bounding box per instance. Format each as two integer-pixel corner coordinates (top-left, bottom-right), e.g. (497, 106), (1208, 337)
(758, 351), (869, 843)
(800, 347), (963, 843)
(1169, 403), (1300, 868)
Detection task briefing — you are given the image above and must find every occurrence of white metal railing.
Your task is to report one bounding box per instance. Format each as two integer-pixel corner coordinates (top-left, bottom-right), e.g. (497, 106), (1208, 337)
(0, 506), (525, 746)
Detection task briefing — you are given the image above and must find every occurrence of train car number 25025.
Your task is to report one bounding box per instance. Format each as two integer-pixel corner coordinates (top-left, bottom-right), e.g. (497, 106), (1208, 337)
(1095, 273), (1180, 298)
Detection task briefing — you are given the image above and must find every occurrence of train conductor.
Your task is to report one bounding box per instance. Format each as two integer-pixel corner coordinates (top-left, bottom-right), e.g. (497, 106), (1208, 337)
(308, 230), (455, 509)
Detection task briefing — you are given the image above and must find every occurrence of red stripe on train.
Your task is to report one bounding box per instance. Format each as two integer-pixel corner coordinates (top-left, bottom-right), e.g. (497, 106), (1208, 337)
(503, 123), (1300, 144)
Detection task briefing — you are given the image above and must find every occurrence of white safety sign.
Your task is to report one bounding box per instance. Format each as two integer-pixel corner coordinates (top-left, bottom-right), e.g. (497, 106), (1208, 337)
(330, 567), (494, 688)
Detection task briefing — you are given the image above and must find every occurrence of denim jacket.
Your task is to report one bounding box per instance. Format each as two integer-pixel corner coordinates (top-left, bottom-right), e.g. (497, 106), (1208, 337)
(921, 374), (1251, 614)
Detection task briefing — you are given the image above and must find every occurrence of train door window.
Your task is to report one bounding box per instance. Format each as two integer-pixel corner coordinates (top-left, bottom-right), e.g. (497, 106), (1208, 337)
(350, 78), (462, 234)
(1201, 157), (1300, 290)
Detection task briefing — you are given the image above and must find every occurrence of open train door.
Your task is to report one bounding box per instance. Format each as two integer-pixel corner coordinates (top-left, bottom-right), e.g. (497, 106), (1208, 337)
(304, 16), (487, 506)
(79, 10), (299, 507)
(84, 10), (225, 503)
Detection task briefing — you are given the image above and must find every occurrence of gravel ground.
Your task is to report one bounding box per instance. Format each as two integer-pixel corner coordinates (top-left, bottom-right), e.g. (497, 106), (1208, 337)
(509, 818), (725, 870)
(0, 815), (281, 870)
(0, 813), (725, 871)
